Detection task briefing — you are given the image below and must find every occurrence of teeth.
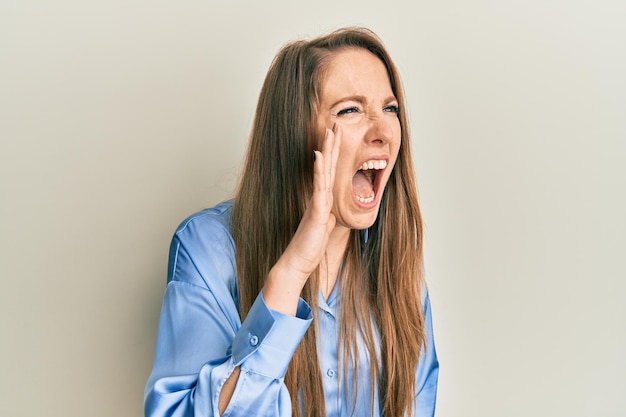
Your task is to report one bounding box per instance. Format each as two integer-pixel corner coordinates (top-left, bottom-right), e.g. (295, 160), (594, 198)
(356, 159), (386, 205)
(356, 195), (375, 204)
(360, 160), (387, 171)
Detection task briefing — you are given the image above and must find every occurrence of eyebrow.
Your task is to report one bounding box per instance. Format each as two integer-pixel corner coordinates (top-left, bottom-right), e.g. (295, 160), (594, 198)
(329, 94), (398, 109)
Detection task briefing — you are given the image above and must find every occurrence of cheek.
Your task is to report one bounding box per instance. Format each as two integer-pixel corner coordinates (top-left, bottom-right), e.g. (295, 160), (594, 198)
(393, 120), (402, 140)
(392, 144), (401, 168)
(394, 135), (402, 155)
(385, 131), (399, 158)
(335, 163), (353, 189)
(393, 124), (402, 152)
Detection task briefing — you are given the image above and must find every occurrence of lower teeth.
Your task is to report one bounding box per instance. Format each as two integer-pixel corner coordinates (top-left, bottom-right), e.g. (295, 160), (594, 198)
(357, 195), (374, 204)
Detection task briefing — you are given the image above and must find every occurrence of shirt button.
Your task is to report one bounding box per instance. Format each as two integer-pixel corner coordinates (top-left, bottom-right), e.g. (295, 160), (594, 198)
(249, 335), (259, 346)
(326, 369), (336, 377)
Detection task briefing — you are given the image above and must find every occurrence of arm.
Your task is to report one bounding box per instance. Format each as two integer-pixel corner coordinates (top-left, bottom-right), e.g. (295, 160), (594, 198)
(217, 125), (342, 409)
(144, 235), (312, 417)
(218, 367), (240, 415)
(145, 127), (342, 416)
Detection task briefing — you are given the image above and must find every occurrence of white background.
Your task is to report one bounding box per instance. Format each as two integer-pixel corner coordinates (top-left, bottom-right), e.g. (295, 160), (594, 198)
(1, 1), (625, 416)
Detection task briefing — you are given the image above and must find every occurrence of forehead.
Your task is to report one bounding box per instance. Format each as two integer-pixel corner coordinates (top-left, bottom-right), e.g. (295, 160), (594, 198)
(319, 48), (393, 102)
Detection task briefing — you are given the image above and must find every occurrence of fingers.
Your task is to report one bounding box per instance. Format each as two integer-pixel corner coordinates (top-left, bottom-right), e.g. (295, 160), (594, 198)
(329, 123), (341, 187)
(313, 149), (324, 190)
(310, 124), (341, 227)
(320, 125), (341, 187)
(313, 125), (339, 192)
(277, 126), (340, 283)
(322, 129), (333, 191)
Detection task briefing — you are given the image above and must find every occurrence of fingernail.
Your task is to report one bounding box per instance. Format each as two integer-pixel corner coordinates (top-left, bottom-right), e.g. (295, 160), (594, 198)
(313, 150), (316, 162)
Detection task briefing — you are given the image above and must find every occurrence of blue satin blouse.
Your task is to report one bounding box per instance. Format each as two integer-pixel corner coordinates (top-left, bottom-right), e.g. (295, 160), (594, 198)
(144, 200), (439, 416)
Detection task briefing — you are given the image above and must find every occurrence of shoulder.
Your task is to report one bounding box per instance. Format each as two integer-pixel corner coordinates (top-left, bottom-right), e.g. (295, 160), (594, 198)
(167, 200), (238, 298)
(173, 199), (234, 249)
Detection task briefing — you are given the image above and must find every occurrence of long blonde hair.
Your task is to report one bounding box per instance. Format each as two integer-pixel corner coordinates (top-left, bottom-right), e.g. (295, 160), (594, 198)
(231, 27), (426, 417)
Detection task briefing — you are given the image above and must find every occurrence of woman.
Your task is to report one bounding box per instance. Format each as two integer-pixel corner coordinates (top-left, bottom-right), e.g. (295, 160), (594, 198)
(145, 27), (438, 417)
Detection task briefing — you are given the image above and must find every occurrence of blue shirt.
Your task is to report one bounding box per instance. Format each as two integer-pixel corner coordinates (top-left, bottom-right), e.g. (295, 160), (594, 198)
(145, 200), (439, 416)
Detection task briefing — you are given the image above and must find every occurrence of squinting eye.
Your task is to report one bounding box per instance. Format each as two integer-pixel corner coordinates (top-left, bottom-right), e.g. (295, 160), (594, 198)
(384, 105), (400, 114)
(336, 107), (360, 116)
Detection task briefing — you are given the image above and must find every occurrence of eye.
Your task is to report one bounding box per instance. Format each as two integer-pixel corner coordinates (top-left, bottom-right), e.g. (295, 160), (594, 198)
(384, 105), (400, 114)
(336, 106), (360, 116)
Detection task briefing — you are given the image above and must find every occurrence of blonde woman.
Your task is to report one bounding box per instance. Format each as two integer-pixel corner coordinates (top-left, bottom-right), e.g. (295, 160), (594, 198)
(145, 27), (438, 417)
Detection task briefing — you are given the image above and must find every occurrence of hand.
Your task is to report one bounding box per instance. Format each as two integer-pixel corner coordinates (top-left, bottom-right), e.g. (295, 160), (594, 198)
(263, 125), (341, 314)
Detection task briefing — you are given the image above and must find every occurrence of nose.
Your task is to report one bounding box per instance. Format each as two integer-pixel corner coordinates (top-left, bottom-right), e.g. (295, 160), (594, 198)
(364, 113), (395, 145)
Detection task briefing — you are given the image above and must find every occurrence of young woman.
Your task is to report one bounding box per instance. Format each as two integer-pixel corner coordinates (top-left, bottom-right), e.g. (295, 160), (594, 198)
(145, 27), (438, 417)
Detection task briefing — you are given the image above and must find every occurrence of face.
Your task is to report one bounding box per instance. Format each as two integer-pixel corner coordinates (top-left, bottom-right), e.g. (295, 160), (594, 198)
(316, 48), (401, 230)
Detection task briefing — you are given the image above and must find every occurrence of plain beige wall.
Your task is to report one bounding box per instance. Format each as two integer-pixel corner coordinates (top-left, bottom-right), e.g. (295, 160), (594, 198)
(1, 1), (624, 416)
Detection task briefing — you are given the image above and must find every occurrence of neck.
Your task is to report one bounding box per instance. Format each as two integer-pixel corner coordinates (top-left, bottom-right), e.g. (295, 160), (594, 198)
(320, 225), (351, 299)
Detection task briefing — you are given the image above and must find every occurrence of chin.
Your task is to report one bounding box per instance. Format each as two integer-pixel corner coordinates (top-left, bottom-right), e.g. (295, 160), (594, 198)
(337, 205), (381, 231)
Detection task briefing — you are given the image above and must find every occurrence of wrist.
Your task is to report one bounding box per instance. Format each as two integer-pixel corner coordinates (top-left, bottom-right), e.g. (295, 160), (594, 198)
(263, 261), (308, 316)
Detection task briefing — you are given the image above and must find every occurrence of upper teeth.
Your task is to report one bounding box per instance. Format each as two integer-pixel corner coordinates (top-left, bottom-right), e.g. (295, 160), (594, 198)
(360, 160), (387, 171)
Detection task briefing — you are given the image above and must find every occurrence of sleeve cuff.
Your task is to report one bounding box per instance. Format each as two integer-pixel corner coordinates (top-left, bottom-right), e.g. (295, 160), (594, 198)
(232, 291), (312, 378)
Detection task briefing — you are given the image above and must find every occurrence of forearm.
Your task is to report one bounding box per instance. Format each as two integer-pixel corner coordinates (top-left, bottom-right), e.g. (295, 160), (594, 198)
(262, 260), (308, 316)
(218, 366), (241, 415)
(146, 282), (312, 417)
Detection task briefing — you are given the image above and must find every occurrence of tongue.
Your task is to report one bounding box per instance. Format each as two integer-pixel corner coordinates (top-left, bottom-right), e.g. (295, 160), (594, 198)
(352, 171), (374, 198)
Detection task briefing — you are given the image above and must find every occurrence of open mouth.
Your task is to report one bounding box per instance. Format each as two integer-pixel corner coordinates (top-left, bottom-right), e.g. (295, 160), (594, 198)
(352, 159), (387, 205)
